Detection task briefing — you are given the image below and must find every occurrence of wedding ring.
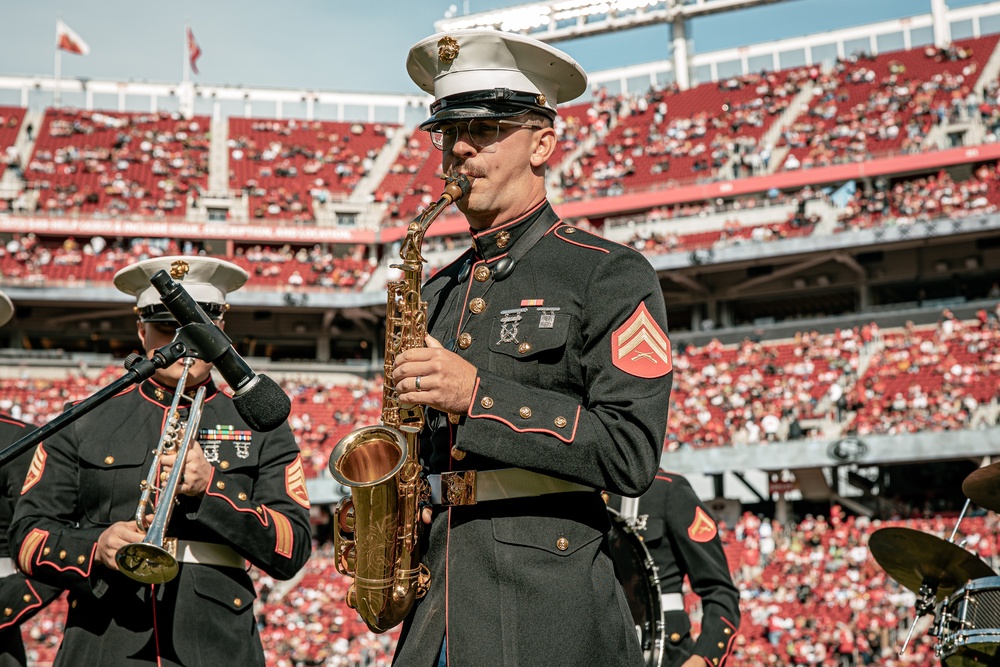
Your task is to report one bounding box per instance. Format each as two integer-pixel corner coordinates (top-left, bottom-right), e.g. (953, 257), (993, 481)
(415, 375), (422, 391)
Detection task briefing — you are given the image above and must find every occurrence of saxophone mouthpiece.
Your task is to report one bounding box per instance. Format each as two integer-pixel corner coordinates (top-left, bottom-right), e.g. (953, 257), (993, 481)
(445, 172), (474, 202)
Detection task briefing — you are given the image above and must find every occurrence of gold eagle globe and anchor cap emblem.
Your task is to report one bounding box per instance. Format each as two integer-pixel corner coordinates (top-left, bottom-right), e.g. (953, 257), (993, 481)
(169, 260), (190, 279)
(438, 36), (460, 64)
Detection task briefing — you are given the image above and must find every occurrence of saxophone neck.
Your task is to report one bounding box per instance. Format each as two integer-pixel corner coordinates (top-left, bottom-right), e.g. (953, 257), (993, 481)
(399, 174), (475, 264)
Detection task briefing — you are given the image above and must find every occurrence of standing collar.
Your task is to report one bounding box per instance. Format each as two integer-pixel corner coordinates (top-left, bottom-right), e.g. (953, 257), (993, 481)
(140, 376), (219, 408)
(470, 200), (552, 262)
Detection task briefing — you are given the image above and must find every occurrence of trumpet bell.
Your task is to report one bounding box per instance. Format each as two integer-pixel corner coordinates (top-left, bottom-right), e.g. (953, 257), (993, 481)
(116, 541), (180, 585)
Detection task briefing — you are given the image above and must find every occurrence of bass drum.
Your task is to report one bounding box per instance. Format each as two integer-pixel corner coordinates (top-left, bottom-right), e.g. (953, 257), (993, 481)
(607, 507), (664, 667)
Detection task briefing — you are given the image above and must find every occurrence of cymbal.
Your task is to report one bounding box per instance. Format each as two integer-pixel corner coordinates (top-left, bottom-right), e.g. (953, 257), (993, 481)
(963, 462), (1000, 513)
(869, 527), (995, 601)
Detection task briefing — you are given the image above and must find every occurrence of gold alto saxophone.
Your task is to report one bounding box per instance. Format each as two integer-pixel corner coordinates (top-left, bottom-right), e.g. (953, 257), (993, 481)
(328, 173), (473, 633)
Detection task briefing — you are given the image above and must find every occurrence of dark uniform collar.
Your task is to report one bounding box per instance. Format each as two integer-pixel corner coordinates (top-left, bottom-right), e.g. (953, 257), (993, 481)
(141, 376), (219, 408)
(470, 200), (555, 262)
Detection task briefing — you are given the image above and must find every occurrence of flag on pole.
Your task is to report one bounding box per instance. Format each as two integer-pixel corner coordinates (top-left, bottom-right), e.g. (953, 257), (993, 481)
(56, 20), (90, 56)
(187, 27), (202, 75)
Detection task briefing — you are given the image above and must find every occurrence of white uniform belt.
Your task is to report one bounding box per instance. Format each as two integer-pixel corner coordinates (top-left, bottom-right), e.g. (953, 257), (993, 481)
(172, 540), (246, 569)
(428, 468), (595, 506)
(661, 592), (685, 612)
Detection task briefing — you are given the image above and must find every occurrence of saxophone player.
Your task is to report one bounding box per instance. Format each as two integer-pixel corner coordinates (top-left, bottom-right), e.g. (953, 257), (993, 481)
(390, 31), (674, 666)
(11, 257), (311, 667)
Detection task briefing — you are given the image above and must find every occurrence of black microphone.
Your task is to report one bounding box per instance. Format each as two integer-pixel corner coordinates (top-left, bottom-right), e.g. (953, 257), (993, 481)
(149, 270), (291, 432)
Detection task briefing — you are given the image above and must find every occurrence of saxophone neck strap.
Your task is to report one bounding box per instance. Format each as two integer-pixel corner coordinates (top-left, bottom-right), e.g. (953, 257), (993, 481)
(492, 206), (560, 281)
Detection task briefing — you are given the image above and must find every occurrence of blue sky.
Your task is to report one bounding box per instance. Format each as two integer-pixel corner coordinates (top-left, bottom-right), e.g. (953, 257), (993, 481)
(0, 0), (990, 97)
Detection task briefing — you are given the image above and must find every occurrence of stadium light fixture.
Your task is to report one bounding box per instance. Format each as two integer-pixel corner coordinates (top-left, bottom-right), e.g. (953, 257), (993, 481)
(437, 0), (666, 32)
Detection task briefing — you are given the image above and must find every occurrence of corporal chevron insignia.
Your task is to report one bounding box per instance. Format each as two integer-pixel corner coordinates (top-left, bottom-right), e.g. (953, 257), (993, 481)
(612, 302), (672, 378)
(688, 506), (719, 543)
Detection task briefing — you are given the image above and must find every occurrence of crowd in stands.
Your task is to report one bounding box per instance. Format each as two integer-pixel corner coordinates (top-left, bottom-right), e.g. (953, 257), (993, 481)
(0, 233), (374, 290)
(779, 35), (997, 171)
(229, 118), (395, 221)
(836, 163), (1000, 231)
(25, 109), (210, 218)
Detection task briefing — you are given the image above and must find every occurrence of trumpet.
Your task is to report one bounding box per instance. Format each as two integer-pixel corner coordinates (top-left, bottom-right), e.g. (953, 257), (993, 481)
(116, 357), (206, 584)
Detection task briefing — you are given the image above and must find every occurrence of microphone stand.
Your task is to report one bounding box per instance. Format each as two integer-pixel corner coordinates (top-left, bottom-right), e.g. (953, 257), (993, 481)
(0, 340), (189, 467)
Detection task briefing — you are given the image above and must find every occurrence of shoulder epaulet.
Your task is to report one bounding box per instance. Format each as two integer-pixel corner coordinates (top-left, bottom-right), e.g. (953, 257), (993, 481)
(551, 224), (624, 254)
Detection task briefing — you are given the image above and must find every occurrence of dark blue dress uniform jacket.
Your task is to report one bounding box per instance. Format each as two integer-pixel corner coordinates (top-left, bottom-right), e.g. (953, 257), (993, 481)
(393, 201), (674, 667)
(10, 378), (312, 667)
(0, 416), (62, 667)
(609, 472), (741, 667)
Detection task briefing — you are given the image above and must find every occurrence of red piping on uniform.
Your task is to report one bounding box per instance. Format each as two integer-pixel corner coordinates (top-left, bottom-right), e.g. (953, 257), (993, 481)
(719, 615), (739, 664)
(36, 539), (96, 577)
(205, 467), (269, 526)
(0, 580), (44, 631)
(654, 474), (673, 483)
(0, 416), (26, 428)
(467, 377), (580, 443)
(555, 232), (610, 253)
(444, 423), (455, 667)
(471, 200), (546, 239)
(543, 220), (562, 235)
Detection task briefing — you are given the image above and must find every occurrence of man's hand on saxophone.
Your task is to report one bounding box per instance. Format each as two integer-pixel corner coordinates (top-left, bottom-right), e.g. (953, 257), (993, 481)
(393, 335), (477, 416)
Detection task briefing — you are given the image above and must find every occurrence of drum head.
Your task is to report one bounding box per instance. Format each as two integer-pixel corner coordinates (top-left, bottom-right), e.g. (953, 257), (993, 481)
(608, 508), (664, 667)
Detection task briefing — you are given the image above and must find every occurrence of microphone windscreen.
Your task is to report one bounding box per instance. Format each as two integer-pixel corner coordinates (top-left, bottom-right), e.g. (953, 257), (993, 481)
(233, 374), (292, 432)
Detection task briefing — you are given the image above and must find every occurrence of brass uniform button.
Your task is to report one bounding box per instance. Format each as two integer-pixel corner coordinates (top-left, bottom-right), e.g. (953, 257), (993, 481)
(718, 642), (725, 649)
(42, 548), (50, 556)
(221, 461), (230, 470)
(155, 388), (165, 401)
(474, 266), (491, 282)
(564, 228), (577, 234)
(58, 551), (66, 560)
(104, 456), (115, 465)
(71, 599), (77, 609)
(216, 481), (226, 490)
(496, 231), (511, 249)
(3, 609), (10, 617)
(22, 595), (30, 603)
(469, 298), (486, 314)
(238, 492), (248, 501)
(519, 407), (532, 419)
(713, 660), (719, 666)
(554, 416), (567, 428)
(670, 632), (681, 643)
(448, 413), (461, 424)
(451, 447), (466, 461)
(77, 555), (85, 565)
(458, 333), (472, 349)
(480, 397), (494, 409)
(256, 507), (264, 514)
(233, 598), (242, 608)
(724, 628), (732, 635)
(556, 537), (569, 551)
(518, 342), (531, 354)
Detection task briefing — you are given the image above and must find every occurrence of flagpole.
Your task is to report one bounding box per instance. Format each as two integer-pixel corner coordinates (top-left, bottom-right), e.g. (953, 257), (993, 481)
(54, 18), (62, 108)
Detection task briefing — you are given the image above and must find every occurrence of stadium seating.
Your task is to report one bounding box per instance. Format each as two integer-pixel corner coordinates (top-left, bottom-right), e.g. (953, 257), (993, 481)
(778, 35), (999, 169)
(228, 118), (395, 221)
(25, 108), (210, 217)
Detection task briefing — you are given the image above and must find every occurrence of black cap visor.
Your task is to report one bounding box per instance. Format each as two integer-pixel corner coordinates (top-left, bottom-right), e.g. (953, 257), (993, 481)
(419, 88), (556, 130)
(140, 303), (225, 323)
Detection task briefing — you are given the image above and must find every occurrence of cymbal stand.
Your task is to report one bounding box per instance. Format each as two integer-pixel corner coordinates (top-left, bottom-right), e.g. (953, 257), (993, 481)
(898, 580), (939, 656)
(897, 499), (971, 657)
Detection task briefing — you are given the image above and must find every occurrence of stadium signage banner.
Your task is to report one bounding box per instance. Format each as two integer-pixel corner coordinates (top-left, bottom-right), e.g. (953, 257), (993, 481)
(0, 218), (375, 244)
